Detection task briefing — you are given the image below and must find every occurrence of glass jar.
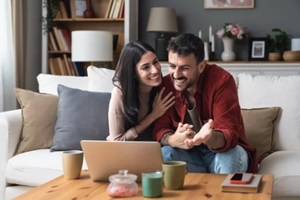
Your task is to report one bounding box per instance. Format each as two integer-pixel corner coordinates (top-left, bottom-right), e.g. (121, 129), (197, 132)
(106, 169), (139, 197)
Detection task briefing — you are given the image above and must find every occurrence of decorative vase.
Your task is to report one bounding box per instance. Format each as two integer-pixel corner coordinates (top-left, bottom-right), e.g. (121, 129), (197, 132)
(268, 52), (281, 61)
(84, 0), (94, 18)
(282, 51), (300, 61)
(221, 37), (236, 61)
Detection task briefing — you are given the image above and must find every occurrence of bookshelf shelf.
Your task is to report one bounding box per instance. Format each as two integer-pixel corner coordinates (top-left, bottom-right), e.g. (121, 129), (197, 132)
(53, 18), (124, 22)
(48, 51), (72, 54)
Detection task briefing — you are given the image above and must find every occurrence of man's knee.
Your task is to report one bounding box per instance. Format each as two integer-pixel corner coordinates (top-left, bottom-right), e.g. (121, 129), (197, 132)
(161, 146), (189, 162)
(161, 146), (175, 162)
(214, 145), (248, 173)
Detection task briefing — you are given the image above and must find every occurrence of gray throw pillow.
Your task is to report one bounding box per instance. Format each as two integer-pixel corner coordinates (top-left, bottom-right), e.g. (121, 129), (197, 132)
(51, 84), (111, 151)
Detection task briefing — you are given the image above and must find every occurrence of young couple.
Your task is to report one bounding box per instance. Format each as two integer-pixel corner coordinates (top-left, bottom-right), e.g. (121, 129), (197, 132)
(107, 33), (258, 174)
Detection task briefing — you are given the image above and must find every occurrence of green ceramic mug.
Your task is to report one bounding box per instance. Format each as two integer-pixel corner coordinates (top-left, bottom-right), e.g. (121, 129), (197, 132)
(162, 161), (187, 190)
(142, 171), (163, 198)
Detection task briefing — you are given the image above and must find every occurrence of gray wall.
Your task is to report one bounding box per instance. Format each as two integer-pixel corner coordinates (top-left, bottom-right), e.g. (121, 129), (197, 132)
(138, 0), (300, 61)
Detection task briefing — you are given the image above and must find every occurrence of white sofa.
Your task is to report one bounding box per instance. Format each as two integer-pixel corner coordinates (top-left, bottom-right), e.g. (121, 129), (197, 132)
(1, 66), (300, 200)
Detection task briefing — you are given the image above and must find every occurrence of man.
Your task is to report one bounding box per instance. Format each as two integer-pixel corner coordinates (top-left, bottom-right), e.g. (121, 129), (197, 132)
(153, 34), (258, 173)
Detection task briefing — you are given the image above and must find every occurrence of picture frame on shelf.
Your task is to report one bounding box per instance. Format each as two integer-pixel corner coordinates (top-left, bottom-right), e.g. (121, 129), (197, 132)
(70, 0), (87, 18)
(248, 37), (268, 61)
(204, 0), (255, 9)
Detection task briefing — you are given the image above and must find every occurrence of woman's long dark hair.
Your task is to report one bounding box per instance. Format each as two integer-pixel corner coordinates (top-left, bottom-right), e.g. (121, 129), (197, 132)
(113, 41), (157, 130)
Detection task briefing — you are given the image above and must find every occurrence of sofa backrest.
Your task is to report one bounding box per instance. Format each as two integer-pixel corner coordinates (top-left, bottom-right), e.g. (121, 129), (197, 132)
(237, 73), (300, 151)
(37, 69), (300, 152)
(37, 66), (115, 95)
(37, 74), (89, 95)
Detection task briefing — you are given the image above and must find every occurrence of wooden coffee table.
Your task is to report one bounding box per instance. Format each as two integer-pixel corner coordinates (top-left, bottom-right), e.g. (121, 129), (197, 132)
(14, 170), (273, 200)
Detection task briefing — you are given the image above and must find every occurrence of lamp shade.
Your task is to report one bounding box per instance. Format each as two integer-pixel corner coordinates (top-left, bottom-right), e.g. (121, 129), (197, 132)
(146, 7), (178, 33)
(71, 31), (113, 62)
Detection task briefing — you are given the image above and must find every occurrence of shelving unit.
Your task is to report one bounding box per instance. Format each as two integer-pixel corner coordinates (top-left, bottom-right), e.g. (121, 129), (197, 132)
(161, 61), (300, 76)
(41, 0), (138, 75)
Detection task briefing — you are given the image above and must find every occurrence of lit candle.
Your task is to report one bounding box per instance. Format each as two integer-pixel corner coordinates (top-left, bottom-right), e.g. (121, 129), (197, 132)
(211, 35), (215, 52)
(209, 26), (212, 42)
(198, 30), (202, 39)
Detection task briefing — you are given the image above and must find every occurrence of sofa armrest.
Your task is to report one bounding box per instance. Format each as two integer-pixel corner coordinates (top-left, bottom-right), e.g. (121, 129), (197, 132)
(0, 109), (22, 159)
(0, 109), (22, 199)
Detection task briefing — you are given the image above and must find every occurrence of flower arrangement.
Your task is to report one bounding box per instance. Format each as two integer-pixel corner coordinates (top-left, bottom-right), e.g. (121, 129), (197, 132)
(216, 23), (247, 40)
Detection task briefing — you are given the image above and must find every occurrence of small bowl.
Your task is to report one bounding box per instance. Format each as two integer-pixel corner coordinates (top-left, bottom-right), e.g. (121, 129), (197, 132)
(283, 51), (300, 61)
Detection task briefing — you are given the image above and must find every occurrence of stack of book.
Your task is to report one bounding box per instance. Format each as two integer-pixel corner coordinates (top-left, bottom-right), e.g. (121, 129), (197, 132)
(221, 174), (262, 193)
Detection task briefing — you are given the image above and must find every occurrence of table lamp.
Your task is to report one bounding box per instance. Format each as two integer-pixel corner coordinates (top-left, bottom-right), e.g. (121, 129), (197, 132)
(71, 30), (113, 68)
(146, 7), (178, 61)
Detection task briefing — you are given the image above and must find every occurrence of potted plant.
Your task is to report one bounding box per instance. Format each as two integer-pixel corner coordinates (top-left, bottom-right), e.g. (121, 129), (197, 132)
(266, 28), (291, 61)
(42, 0), (60, 32)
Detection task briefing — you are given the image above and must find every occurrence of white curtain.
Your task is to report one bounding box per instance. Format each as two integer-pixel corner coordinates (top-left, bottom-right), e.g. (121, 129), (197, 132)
(0, 0), (16, 112)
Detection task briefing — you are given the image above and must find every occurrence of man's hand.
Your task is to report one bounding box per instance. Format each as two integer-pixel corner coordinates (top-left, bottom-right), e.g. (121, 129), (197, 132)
(185, 119), (214, 146)
(168, 122), (196, 149)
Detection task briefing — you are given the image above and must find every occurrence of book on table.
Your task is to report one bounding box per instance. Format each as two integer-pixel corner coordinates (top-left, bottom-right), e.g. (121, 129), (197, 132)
(221, 174), (262, 193)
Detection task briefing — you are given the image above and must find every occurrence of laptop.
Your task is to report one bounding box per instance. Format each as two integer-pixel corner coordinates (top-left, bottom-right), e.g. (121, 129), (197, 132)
(80, 140), (163, 182)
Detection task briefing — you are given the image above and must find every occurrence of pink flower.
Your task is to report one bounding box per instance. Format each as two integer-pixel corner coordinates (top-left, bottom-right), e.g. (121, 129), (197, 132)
(216, 23), (247, 40)
(230, 27), (239, 36)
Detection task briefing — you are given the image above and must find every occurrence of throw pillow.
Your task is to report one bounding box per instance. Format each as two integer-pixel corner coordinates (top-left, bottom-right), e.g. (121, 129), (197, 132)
(51, 84), (111, 151)
(15, 88), (59, 154)
(87, 66), (115, 93)
(241, 107), (280, 162)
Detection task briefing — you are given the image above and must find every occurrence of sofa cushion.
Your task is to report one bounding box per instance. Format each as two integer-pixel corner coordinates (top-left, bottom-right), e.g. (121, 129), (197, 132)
(87, 66), (115, 93)
(51, 85), (111, 151)
(241, 107), (280, 162)
(238, 74), (300, 151)
(5, 149), (88, 186)
(258, 150), (300, 197)
(37, 74), (89, 95)
(15, 88), (58, 154)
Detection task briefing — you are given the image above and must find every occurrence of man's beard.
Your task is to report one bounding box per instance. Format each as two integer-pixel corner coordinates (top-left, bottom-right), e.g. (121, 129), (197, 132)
(172, 75), (192, 92)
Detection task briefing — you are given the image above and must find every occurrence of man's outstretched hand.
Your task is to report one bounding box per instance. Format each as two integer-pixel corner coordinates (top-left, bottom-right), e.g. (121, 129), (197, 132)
(185, 119), (214, 146)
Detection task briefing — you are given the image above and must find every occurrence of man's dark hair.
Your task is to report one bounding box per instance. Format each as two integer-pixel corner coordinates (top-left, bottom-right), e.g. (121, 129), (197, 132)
(167, 33), (205, 64)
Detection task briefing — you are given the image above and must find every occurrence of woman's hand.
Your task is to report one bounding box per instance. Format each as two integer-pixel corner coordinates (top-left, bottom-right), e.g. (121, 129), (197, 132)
(151, 87), (175, 119)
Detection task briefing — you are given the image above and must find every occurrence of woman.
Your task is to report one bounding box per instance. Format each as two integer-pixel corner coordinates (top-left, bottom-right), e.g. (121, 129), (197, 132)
(107, 41), (175, 141)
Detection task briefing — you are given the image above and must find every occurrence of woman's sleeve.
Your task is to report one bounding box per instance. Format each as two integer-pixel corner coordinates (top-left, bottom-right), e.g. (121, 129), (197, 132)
(107, 87), (139, 141)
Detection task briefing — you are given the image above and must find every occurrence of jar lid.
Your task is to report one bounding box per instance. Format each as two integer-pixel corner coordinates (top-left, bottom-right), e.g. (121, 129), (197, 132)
(109, 169), (137, 184)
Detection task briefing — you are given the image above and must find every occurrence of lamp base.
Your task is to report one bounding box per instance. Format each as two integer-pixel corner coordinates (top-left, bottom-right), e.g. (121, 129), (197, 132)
(155, 33), (168, 61)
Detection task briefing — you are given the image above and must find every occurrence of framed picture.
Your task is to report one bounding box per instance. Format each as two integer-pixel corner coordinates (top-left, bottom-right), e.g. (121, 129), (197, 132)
(204, 0), (255, 9)
(248, 37), (268, 61)
(70, 0), (87, 18)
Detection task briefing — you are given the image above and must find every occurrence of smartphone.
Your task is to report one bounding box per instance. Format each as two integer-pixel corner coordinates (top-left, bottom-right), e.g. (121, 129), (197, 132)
(229, 173), (254, 184)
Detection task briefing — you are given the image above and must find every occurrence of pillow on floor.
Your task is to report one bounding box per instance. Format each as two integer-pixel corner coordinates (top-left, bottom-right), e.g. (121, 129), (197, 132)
(15, 88), (58, 154)
(51, 84), (111, 151)
(241, 107), (280, 162)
